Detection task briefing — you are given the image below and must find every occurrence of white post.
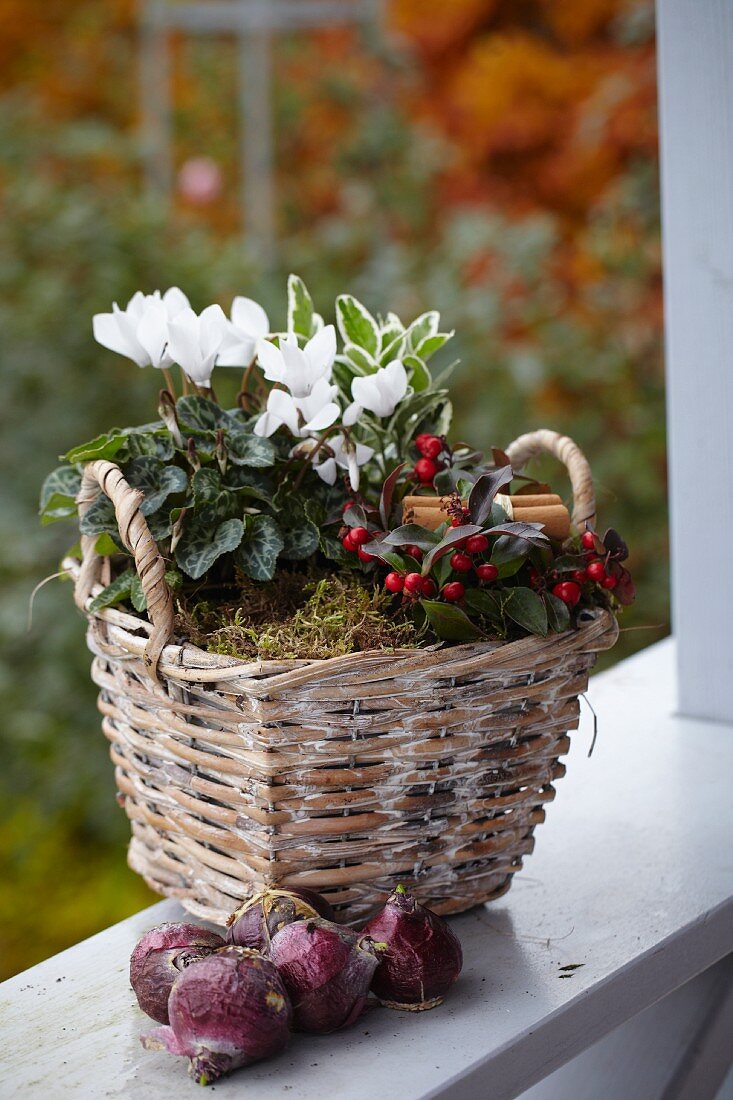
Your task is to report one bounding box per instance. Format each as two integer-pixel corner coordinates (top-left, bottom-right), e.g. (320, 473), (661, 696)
(657, 0), (733, 721)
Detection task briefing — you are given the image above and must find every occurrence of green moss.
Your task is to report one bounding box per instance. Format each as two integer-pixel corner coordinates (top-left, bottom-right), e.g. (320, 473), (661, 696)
(176, 570), (421, 661)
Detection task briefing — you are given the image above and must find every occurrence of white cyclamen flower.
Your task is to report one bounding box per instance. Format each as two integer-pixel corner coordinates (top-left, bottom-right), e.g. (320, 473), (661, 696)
(313, 433), (375, 492)
(92, 287), (190, 369)
(256, 326), (336, 398)
(343, 359), (408, 425)
(166, 305), (229, 388)
(217, 296), (270, 367)
(254, 378), (340, 439)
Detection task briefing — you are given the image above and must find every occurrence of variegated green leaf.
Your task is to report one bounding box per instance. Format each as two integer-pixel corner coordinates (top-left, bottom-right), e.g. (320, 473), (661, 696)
(336, 295), (380, 357)
(88, 570), (135, 612)
(79, 494), (118, 537)
(176, 396), (238, 434)
(287, 274), (315, 337)
(226, 429), (276, 468)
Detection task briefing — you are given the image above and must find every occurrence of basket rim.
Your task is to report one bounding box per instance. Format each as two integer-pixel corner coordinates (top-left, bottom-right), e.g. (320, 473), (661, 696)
(63, 554), (619, 685)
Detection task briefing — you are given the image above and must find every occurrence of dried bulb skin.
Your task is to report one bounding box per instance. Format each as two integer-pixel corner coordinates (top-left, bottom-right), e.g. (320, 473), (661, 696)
(269, 917), (382, 1034)
(226, 886), (335, 954)
(141, 946), (292, 1086)
(129, 922), (225, 1024)
(361, 885), (463, 1011)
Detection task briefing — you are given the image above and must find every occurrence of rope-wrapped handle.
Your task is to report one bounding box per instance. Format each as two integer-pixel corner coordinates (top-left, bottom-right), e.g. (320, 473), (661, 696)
(74, 460), (175, 679)
(505, 429), (595, 531)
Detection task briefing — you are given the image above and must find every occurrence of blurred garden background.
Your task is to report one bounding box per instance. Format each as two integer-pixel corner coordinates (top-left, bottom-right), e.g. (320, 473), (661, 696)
(0, 0), (664, 979)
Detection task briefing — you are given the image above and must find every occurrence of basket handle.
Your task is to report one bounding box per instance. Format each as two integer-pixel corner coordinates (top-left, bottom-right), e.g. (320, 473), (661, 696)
(505, 429), (595, 531)
(74, 460), (175, 679)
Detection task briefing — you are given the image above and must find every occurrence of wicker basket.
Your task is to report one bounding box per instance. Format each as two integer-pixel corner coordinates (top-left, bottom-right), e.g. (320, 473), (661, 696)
(67, 428), (618, 926)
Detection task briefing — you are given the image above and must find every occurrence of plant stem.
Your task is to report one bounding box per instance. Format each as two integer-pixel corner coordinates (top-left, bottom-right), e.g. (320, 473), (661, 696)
(162, 369), (177, 399)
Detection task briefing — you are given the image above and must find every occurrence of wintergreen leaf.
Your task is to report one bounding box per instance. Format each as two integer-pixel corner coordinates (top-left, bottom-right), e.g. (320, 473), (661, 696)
(421, 599), (483, 642)
(287, 274), (315, 337)
(125, 457), (188, 516)
(504, 587), (548, 636)
(490, 534), (532, 567)
(382, 524), (441, 551)
(175, 514), (245, 579)
(468, 466), (513, 526)
(464, 587), (504, 620)
(65, 431), (126, 465)
(280, 517), (320, 560)
(226, 429), (276, 468)
(545, 592), (571, 633)
(379, 462), (407, 531)
(236, 514), (284, 580)
(87, 569), (134, 612)
(422, 523), (483, 573)
(336, 295), (380, 357)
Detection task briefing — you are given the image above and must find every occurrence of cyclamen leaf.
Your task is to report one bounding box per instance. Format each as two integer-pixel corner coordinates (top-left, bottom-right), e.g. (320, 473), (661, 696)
(504, 587), (548, 636)
(40, 491), (78, 526)
(236, 515), (284, 581)
(40, 465), (82, 513)
(87, 570), (134, 613)
(65, 431), (126, 465)
(280, 519), (320, 560)
(175, 515), (245, 580)
(130, 575), (147, 613)
(287, 274), (315, 338)
(125, 457), (188, 516)
(468, 466), (513, 526)
(336, 295), (380, 357)
(421, 599), (483, 642)
(79, 494), (118, 537)
(123, 427), (175, 460)
(226, 430), (276, 468)
(176, 395), (237, 433)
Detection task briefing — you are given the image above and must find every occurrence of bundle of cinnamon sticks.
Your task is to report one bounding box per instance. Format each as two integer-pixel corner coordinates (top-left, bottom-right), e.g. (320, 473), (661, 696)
(402, 493), (570, 540)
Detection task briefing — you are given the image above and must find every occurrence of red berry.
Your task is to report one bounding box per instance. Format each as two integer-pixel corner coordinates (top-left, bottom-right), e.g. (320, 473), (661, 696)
(405, 544), (423, 560)
(357, 547), (375, 563)
(350, 526), (369, 546)
(414, 433), (433, 454)
(602, 572), (618, 589)
(584, 549), (599, 562)
(581, 531), (597, 550)
(342, 499), (357, 513)
(384, 572), (404, 593)
(421, 577), (437, 597)
(552, 581), (581, 607)
(404, 572), (424, 595)
(477, 563), (498, 582)
(586, 560), (606, 583)
(572, 569), (588, 584)
(465, 534), (489, 555)
(342, 532), (357, 552)
(528, 567), (540, 589)
(442, 581), (465, 602)
(414, 457), (440, 484)
(418, 436), (443, 460)
(450, 552), (473, 573)
(450, 516), (464, 528)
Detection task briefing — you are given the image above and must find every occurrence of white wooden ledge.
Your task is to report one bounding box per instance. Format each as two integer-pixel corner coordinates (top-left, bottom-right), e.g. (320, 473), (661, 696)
(2, 638), (732, 1098)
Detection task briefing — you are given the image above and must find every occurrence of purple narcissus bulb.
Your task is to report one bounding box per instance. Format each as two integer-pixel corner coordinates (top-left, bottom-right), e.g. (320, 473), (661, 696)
(129, 922), (225, 1024)
(361, 884), (463, 1011)
(226, 885), (334, 954)
(268, 917), (383, 1034)
(141, 946), (292, 1086)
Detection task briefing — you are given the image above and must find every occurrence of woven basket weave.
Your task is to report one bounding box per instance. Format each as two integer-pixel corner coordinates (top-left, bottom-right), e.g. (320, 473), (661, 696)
(66, 428), (618, 926)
